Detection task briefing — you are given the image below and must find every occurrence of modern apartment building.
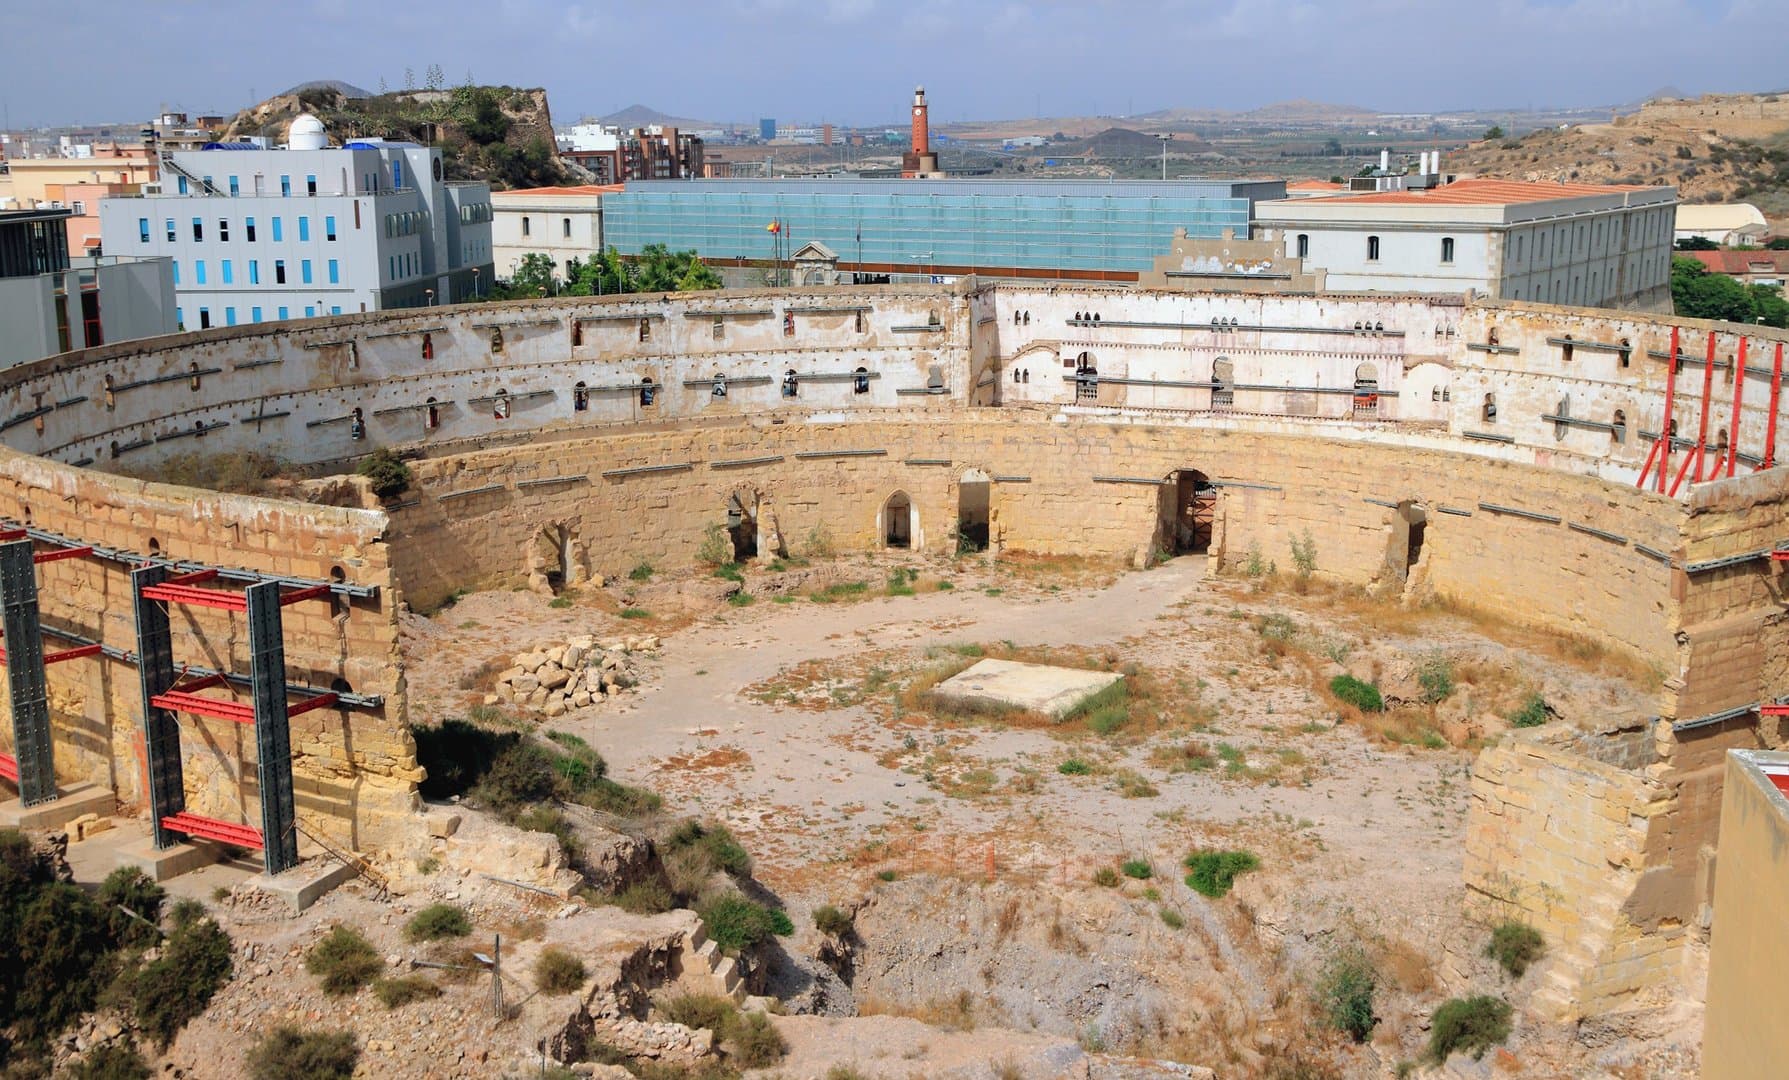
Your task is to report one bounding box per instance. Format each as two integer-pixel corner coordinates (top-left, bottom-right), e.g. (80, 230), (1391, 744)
(97, 115), (494, 327)
(0, 208), (174, 367)
(559, 124), (704, 183)
(1254, 177), (1678, 311)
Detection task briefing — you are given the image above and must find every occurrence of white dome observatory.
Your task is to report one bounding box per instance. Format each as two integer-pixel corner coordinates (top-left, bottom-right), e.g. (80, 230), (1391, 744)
(287, 114), (328, 151)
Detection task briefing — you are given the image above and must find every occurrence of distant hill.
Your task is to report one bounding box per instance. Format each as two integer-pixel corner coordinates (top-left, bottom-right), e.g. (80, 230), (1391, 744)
(1055, 127), (1209, 158)
(1237, 99), (1378, 121)
(221, 85), (570, 190)
(599, 104), (715, 130)
(281, 79), (374, 100)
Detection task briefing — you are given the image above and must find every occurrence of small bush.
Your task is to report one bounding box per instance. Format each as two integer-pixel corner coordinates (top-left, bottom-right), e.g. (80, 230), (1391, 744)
(373, 974), (441, 1008)
(698, 894), (780, 953)
(714, 563), (745, 583)
(665, 819), (753, 876)
(629, 561), (654, 581)
(876, 869), (898, 882)
(1159, 908), (1185, 930)
(769, 908), (796, 936)
(404, 903), (472, 942)
(67, 1042), (152, 1080)
(727, 591), (755, 607)
(1508, 692), (1550, 728)
(356, 447), (412, 499)
(1486, 920), (1546, 977)
(1057, 759), (1092, 775)
(813, 904), (853, 937)
(305, 925), (382, 996)
(129, 913), (233, 1046)
(98, 866), (166, 949)
(410, 716), (518, 800)
(1316, 949), (1378, 1043)
(534, 946), (587, 994)
(1120, 859), (1153, 880)
(1329, 674), (1384, 712)
(697, 523), (733, 566)
(1426, 996), (1512, 1062)
(472, 741), (561, 814)
(614, 880), (675, 914)
(1184, 850), (1260, 898)
(247, 1026), (359, 1080)
(1289, 529), (1318, 581)
(1091, 867), (1120, 887)
(726, 1010), (787, 1066)
(659, 991), (736, 1031)
(1416, 653), (1456, 703)
(619, 607), (652, 620)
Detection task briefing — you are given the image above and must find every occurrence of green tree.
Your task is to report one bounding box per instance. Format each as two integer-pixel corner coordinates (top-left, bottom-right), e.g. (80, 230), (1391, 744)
(1765, 237), (1789, 250)
(1674, 236), (1720, 251)
(1672, 256), (1789, 327)
(676, 256), (723, 291)
(500, 252), (559, 298)
(1483, 125), (1505, 141)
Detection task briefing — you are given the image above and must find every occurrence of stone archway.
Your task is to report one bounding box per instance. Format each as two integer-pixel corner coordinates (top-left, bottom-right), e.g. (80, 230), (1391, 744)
(883, 491), (915, 549)
(725, 488), (786, 564)
(527, 522), (588, 596)
(1157, 470), (1215, 556)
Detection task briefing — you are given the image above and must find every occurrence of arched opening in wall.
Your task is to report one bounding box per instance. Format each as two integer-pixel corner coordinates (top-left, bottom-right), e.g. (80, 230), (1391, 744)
(1211, 357), (1234, 410)
(1353, 363), (1379, 417)
(1386, 501), (1428, 583)
(1074, 353), (1098, 401)
(726, 492), (759, 560)
(490, 327), (504, 355)
(425, 397), (440, 430)
(957, 469), (991, 553)
(1157, 470), (1215, 556)
(640, 377), (656, 407)
(573, 382), (589, 412)
(422, 332), (434, 360)
(854, 367), (870, 394)
(570, 321), (581, 347)
(782, 369), (799, 398)
(884, 492), (913, 549)
(492, 389), (510, 420)
(1619, 338), (1632, 368)
(189, 362), (203, 392)
(531, 524), (575, 595)
(1482, 393), (1497, 423)
(1023, 312), (1030, 325)
(1612, 408), (1627, 443)
(927, 364), (944, 390)
(1487, 327), (1500, 346)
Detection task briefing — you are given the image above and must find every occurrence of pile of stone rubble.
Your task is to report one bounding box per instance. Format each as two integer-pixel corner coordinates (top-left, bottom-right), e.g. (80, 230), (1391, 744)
(486, 634), (658, 717)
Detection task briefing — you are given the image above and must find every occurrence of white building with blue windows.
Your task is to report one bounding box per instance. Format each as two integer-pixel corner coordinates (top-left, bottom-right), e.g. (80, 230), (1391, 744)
(98, 115), (493, 329)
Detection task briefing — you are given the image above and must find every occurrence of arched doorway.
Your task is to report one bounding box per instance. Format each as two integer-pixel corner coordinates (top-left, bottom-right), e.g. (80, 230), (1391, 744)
(884, 492), (913, 549)
(726, 492), (758, 560)
(1386, 501), (1427, 583)
(957, 469), (991, 553)
(529, 523), (578, 595)
(1353, 363), (1380, 418)
(1158, 470), (1215, 555)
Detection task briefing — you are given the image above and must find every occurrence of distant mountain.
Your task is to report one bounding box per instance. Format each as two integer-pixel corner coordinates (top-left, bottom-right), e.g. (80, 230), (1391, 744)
(281, 79), (374, 100)
(1056, 127), (1209, 158)
(1238, 99), (1378, 121)
(598, 104), (716, 130)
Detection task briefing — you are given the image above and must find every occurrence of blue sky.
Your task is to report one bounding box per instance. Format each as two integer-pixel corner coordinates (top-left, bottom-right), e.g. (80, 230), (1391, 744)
(4, 0), (1786, 128)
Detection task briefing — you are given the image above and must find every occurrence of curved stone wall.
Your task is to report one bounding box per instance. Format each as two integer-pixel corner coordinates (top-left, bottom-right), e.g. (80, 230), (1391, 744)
(0, 280), (1784, 902)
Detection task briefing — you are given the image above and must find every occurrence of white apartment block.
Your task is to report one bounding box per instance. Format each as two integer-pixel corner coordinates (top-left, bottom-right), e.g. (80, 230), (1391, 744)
(491, 186), (608, 287)
(1255, 178), (1678, 312)
(98, 115), (493, 329)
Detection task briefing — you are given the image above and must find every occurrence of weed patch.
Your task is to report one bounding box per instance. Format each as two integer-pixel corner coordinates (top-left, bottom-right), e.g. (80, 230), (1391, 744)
(1184, 850), (1260, 898)
(1426, 996), (1512, 1062)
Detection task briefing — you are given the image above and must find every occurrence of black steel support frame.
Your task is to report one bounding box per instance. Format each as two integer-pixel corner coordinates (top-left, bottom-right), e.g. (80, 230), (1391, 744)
(0, 540), (54, 805)
(132, 564), (184, 848)
(247, 582), (299, 875)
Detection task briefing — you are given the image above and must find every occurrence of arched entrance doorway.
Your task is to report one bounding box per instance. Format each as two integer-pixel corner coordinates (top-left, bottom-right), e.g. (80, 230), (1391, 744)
(957, 469), (991, 553)
(726, 492), (759, 560)
(884, 492), (913, 548)
(528, 523), (580, 595)
(1158, 470), (1215, 555)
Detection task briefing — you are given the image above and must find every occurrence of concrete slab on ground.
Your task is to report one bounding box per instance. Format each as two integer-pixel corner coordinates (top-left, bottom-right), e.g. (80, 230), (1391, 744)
(0, 783), (115, 831)
(243, 858), (357, 914)
(931, 658), (1123, 719)
(114, 834), (224, 881)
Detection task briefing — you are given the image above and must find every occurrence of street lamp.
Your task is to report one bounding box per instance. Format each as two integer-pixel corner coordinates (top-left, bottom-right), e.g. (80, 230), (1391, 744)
(472, 267), (481, 300)
(908, 251), (934, 283)
(1154, 134), (1173, 181)
(425, 288), (434, 307)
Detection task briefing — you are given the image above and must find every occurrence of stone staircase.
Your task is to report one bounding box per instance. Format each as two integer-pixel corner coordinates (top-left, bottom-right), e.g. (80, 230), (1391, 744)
(681, 923), (774, 1012)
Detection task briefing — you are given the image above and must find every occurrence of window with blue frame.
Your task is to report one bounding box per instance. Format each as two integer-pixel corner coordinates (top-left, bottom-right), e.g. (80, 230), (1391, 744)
(393, 159), (404, 189)
(246, 216), (256, 241)
(275, 259), (286, 284)
(325, 216), (336, 241)
(176, 307), (183, 327)
(271, 217), (283, 242)
(252, 307), (262, 322)
(249, 260), (259, 285)
(225, 307), (237, 326)
(301, 259), (313, 284)
(305, 305), (316, 318)
(280, 175), (291, 197)
(165, 218), (175, 241)
(221, 259), (233, 284)
(299, 217), (310, 242)
(328, 259), (339, 284)
(177, 176), (188, 195)
(305, 174), (317, 196)
(330, 306), (342, 315)
(171, 261), (180, 285)
(191, 217), (203, 241)
(194, 260), (207, 285)
(278, 306), (289, 320)
(228, 176), (239, 196)
(138, 218), (149, 243)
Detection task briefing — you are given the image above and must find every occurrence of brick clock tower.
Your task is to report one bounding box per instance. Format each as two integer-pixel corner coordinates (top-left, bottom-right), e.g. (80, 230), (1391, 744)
(901, 86), (943, 179)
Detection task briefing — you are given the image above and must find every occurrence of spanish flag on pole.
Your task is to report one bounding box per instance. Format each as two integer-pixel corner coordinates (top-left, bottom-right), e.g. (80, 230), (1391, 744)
(766, 220), (781, 234)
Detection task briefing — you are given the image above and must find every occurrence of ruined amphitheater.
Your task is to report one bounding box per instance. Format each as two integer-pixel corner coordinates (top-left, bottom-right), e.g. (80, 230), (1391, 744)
(0, 278), (1783, 1076)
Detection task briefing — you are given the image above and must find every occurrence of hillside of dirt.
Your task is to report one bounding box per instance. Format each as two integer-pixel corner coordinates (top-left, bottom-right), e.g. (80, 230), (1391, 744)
(219, 84), (570, 190)
(1443, 92), (1789, 221)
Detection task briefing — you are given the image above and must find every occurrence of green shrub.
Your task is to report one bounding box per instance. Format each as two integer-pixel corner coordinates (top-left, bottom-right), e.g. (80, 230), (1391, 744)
(534, 947), (587, 994)
(247, 1026), (359, 1080)
(614, 880), (675, 914)
(1086, 704), (1129, 736)
(768, 908), (795, 936)
(876, 869), (898, 882)
(1184, 850), (1260, 898)
(373, 974), (442, 1008)
(629, 561), (654, 581)
(1289, 530), (1318, 581)
(404, 903), (472, 942)
(1316, 949), (1378, 1043)
(726, 1010), (787, 1067)
(659, 991), (737, 1032)
(98, 867), (166, 949)
(355, 447), (412, 499)
(473, 741), (561, 813)
(697, 524), (733, 566)
(1427, 996), (1512, 1062)
(1508, 693), (1551, 728)
(813, 904), (854, 936)
(620, 607), (652, 620)
(1091, 867), (1120, 887)
(305, 926), (382, 996)
(727, 591), (755, 606)
(6, 873), (114, 1045)
(1328, 674), (1384, 712)
(714, 563), (745, 583)
(1159, 908), (1185, 930)
(129, 914), (232, 1046)
(698, 894), (780, 953)
(1120, 859), (1153, 880)
(410, 717), (518, 799)
(68, 1042), (152, 1080)
(1416, 654), (1456, 704)
(1486, 921), (1546, 977)
(665, 820), (753, 876)
(1057, 759), (1092, 775)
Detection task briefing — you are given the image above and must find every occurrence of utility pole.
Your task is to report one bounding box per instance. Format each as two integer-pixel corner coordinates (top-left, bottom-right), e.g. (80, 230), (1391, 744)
(1155, 133), (1172, 181)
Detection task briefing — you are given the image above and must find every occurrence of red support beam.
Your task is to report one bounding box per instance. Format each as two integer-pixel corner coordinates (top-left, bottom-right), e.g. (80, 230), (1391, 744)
(1669, 443), (1703, 498)
(31, 545), (91, 565)
(161, 812), (264, 850)
(0, 754), (15, 783)
(1695, 331), (1717, 483)
(285, 691), (340, 718)
(1659, 326), (1678, 493)
(1729, 337), (1748, 478)
(0, 529), (25, 542)
(165, 569), (219, 587)
(278, 584), (332, 606)
(43, 643), (102, 665)
(150, 689), (256, 724)
(140, 582), (248, 611)
(1760, 704), (1789, 715)
(1765, 342), (1784, 471)
(1636, 437), (1662, 490)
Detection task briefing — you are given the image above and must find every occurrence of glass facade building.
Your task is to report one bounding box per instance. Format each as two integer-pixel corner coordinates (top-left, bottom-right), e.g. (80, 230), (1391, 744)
(602, 178), (1285, 277)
